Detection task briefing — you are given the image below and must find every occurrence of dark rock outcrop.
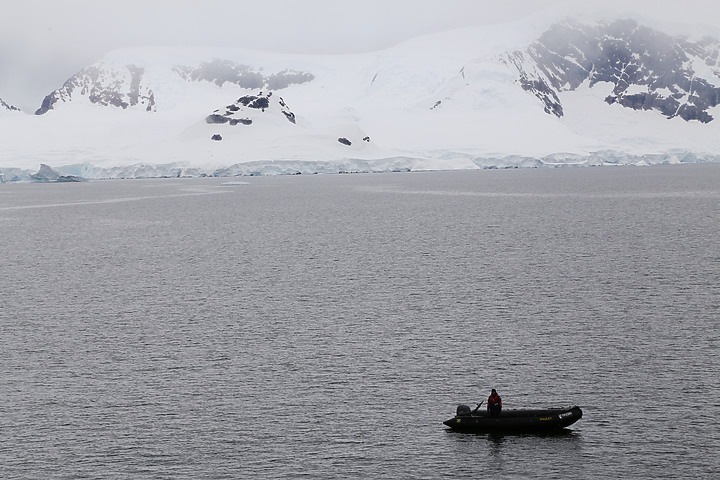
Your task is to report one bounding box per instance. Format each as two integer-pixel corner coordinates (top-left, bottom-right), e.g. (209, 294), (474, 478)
(229, 118), (252, 125)
(206, 114), (230, 124)
(1, 98), (20, 112)
(237, 95), (270, 110)
(204, 92), (295, 131)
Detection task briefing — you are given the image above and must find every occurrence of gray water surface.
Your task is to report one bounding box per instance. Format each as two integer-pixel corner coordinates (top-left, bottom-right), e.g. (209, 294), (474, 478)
(1, 166), (718, 478)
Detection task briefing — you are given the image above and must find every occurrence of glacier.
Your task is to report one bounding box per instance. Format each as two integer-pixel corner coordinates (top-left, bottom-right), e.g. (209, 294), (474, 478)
(3, 14), (720, 180)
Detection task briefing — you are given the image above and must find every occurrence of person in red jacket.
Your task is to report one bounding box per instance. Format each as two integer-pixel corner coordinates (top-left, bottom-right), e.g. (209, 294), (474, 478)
(487, 389), (502, 415)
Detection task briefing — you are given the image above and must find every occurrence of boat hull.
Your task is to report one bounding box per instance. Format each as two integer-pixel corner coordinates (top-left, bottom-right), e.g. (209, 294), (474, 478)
(443, 406), (582, 433)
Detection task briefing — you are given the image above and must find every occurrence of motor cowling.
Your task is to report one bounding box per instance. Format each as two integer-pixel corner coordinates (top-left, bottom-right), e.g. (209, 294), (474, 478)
(456, 404), (472, 416)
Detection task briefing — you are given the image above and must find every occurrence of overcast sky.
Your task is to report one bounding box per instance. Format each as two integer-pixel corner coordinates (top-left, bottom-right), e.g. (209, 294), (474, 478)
(2, 0), (720, 111)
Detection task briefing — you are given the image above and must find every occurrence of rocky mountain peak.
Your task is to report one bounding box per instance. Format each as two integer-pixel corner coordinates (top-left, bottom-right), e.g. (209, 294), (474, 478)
(504, 19), (720, 122)
(35, 63), (156, 115)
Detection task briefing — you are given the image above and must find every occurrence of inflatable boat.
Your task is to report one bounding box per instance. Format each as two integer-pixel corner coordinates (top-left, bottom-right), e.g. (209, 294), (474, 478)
(444, 404), (582, 433)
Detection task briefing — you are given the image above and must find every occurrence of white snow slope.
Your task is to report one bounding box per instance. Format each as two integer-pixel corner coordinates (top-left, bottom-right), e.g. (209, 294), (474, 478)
(3, 16), (720, 179)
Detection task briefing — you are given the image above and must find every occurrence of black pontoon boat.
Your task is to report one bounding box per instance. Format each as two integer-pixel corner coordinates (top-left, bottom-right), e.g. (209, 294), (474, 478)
(444, 404), (582, 433)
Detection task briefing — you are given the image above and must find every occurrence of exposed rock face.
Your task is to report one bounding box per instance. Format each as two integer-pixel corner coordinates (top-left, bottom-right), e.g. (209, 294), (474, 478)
(505, 19), (720, 122)
(174, 59), (314, 90)
(35, 63), (156, 115)
(1, 98), (20, 112)
(205, 92), (295, 129)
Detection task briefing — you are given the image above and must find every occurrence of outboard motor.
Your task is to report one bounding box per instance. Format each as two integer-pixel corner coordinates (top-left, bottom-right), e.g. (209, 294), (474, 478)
(456, 404), (472, 417)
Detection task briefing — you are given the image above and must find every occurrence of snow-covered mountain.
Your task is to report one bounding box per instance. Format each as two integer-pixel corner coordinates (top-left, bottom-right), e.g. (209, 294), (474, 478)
(3, 16), (720, 180)
(34, 63), (157, 115)
(34, 58), (316, 116)
(505, 19), (720, 122)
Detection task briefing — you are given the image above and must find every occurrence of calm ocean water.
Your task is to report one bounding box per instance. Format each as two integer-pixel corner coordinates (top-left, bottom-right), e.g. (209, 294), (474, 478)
(1, 165), (718, 479)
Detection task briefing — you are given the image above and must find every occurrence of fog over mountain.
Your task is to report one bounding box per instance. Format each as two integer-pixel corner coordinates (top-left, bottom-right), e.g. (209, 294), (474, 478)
(3, 11), (720, 180)
(506, 19), (720, 122)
